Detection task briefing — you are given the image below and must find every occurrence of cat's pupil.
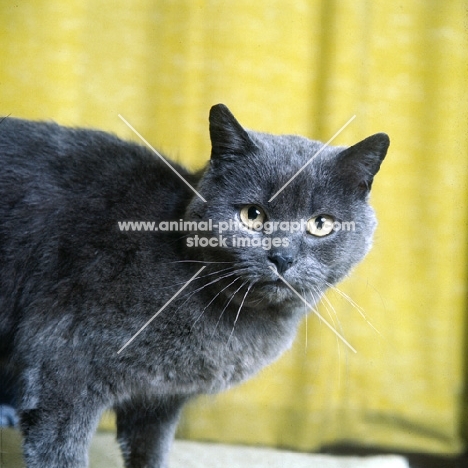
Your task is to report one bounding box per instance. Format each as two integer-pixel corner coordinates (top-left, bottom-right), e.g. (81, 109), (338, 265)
(316, 217), (325, 229)
(248, 206), (261, 220)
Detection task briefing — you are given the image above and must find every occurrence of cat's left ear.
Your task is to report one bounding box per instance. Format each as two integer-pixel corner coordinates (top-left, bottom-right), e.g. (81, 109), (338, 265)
(209, 104), (257, 162)
(337, 133), (390, 191)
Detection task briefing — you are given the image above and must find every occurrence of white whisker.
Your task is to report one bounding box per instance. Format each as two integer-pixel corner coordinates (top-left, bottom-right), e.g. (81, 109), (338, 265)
(178, 267), (248, 302)
(268, 267), (357, 353)
(231, 283), (252, 335)
(170, 271), (239, 317)
(168, 260), (236, 264)
(191, 276), (242, 330)
(300, 287), (308, 349)
(156, 265), (238, 291)
(327, 282), (382, 337)
(317, 289), (343, 371)
(211, 280), (246, 340)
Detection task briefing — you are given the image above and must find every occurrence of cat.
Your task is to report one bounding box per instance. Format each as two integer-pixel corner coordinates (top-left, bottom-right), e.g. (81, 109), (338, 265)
(0, 104), (389, 467)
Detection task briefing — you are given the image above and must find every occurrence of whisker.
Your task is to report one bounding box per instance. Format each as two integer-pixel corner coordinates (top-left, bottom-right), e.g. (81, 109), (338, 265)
(180, 267), (249, 299)
(191, 265), (239, 282)
(191, 276), (242, 330)
(174, 267), (252, 324)
(158, 265), (238, 291)
(300, 287), (308, 349)
(317, 288), (343, 371)
(326, 282), (382, 337)
(176, 269), (243, 307)
(320, 291), (342, 333)
(168, 260), (236, 264)
(211, 280), (246, 339)
(228, 282), (252, 341)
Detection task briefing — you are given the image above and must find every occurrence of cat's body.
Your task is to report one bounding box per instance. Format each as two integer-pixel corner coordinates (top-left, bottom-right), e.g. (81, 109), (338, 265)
(0, 105), (389, 467)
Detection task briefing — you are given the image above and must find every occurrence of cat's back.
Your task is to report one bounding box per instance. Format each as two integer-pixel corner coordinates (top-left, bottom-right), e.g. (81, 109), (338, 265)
(0, 117), (195, 343)
(0, 117), (191, 202)
(0, 116), (196, 219)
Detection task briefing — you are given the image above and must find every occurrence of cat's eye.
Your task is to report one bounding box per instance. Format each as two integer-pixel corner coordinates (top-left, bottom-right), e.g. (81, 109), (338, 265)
(307, 215), (335, 237)
(239, 205), (266, 230)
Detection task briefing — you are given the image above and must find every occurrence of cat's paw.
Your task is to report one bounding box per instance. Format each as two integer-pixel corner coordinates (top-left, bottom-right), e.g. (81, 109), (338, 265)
(0, 404), (19, 427)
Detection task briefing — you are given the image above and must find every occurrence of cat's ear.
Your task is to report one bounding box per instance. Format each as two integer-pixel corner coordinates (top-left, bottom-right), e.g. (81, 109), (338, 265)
(209, 104), (257, 161)
(337, 133), (390, 191)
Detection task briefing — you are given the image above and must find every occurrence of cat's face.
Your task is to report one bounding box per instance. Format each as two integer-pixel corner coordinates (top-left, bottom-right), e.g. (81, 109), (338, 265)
(185, 104), (389, 309)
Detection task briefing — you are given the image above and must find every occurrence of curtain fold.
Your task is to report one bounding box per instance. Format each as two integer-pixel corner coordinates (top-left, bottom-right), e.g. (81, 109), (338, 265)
(1, 0), (467, 454)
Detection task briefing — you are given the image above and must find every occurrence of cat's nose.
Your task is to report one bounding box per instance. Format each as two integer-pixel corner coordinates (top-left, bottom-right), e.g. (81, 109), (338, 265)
(268, 251), (294, 275)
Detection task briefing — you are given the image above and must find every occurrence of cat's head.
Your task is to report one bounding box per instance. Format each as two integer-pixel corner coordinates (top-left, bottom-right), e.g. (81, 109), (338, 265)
(185, 104), (389, 308)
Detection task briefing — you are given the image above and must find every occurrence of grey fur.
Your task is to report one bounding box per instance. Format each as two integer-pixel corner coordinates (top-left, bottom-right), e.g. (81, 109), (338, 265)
(0, 104), (389, 467)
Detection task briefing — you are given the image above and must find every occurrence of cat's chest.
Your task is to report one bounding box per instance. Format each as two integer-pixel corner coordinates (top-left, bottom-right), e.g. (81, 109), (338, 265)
(145, 314), (299, 395)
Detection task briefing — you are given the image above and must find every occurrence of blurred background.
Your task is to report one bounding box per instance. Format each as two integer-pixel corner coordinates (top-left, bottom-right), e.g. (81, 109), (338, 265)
(1, 0), (467, 458)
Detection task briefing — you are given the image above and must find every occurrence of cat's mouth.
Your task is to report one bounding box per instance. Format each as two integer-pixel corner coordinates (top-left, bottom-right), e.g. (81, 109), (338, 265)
(248, 273), (323, 308)
(249, 278), (299, 304)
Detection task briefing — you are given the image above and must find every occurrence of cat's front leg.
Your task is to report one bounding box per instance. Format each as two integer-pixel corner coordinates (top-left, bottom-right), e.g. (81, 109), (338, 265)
(19, 392), (104, 468)
(115, 395), (187, 468)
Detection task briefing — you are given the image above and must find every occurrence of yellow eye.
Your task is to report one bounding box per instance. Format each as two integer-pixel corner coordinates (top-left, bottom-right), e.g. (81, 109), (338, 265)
(307, 215), (335, 237)
(240, 205), (266, 230)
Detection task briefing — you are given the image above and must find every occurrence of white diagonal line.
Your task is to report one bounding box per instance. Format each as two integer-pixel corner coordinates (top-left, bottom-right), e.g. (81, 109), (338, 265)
(0, 113), (11, 125)
(117, 266), (206, 354)
(268, 266), (357, 353)
(118, 114), (207, 202)
(268, 114), (356, 202)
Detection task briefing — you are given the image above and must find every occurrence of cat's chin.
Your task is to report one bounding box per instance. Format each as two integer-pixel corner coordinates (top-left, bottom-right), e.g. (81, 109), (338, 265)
(248, 281), (312, 307)
(245, 278), (326, 313)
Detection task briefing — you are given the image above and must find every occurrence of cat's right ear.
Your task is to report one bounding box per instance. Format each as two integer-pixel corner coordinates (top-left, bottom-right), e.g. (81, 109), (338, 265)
(337, 132), (390, 192)
(209, 104), (257, 162)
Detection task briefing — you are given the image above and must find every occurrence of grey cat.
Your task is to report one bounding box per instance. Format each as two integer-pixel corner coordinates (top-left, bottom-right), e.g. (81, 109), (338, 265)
(0, 104), (389, 467)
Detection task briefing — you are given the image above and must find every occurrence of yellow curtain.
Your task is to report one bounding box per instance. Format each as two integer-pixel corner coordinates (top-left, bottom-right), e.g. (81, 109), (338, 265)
(1, 0), (467, 455)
